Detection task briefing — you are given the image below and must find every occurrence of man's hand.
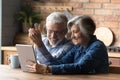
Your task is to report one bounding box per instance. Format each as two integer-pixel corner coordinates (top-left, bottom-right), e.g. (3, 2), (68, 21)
(28, 28), (43, 48)
(26, 61), (48, 74)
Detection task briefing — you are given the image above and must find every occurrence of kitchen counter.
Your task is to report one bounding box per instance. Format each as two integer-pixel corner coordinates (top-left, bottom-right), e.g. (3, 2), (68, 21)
(1, 46), (120, 58)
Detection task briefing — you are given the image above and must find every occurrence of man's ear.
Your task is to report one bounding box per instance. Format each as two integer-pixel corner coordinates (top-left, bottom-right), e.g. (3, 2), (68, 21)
(42, 25), (47, 34)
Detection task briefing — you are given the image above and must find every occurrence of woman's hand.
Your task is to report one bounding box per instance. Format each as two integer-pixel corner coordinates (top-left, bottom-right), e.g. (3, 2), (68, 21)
(26, 61), (48, 74)
(28, 28), (43, 48)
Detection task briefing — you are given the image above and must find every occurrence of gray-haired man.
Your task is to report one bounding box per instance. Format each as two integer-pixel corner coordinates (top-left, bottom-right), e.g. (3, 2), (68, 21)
(29, 12), (73, 64)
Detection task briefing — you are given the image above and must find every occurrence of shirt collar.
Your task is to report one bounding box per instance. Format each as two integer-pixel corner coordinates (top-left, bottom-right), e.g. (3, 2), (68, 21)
(86, 35), (97, 47)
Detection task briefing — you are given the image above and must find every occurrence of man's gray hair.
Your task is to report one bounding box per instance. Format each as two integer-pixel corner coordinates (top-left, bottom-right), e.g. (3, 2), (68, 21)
(46, 12), (68, 30)
(67, 15), (96, 38)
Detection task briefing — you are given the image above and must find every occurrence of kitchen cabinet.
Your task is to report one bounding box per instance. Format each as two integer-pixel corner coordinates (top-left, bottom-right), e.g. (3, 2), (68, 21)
(1, 47), (17, 64)
(109, 52), (120, 66)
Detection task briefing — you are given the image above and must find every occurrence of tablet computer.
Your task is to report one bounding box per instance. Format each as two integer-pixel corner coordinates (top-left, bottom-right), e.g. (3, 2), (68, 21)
(16, 44), (36, 72)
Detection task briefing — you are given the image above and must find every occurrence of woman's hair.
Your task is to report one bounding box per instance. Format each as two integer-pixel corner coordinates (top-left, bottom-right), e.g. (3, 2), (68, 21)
(67, 15), (96, 38)
(46, 12), (68, 30)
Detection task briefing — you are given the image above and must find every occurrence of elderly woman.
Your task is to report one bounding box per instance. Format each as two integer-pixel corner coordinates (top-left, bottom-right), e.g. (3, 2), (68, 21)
(27, 15), (109, 74)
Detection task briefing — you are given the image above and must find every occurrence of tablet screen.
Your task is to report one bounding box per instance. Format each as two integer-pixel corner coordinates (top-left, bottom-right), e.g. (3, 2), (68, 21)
(16, 44), (36, 72)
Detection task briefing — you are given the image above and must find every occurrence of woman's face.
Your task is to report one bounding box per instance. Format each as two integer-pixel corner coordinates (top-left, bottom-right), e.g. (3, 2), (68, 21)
(70, 25), (84, 45)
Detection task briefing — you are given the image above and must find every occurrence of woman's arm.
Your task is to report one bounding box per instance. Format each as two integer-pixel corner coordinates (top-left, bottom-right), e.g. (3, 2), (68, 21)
(26, 46), (76, 73)
(46, 46), (76, 65)
(50, 43), (109, 74)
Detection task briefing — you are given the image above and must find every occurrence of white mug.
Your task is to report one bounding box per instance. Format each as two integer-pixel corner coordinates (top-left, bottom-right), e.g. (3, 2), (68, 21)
(9, 54), (20, 68)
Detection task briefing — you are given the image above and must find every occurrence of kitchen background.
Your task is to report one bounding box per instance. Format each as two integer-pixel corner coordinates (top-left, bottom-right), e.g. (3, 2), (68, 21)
(1, 0), (120, 47)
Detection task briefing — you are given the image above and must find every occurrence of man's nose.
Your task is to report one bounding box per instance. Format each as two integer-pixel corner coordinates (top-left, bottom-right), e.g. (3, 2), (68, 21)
(51, 32), (57, 38)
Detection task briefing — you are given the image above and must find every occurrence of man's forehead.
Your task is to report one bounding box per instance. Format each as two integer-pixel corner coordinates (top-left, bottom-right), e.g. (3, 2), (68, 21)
(46, 23), (65, 30)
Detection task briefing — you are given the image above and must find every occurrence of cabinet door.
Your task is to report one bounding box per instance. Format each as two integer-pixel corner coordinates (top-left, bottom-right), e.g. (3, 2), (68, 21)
(3, 51), (17, 64)
(109, 58), (120, 66)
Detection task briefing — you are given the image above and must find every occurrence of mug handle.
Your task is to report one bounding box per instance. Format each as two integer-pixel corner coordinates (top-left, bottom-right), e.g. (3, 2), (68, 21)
(7, 56), (11, 64)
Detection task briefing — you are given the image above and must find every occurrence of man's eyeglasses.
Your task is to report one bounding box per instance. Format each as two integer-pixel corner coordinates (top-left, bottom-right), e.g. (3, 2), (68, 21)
(47, 30), (65, 35)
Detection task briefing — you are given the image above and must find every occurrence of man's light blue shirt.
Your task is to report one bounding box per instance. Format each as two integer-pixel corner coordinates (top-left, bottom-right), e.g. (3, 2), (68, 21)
(34, 37), (73, 64)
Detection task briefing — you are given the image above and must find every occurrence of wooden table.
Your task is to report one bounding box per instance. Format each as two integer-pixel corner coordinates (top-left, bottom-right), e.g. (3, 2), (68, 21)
(0, 65), (120, 80)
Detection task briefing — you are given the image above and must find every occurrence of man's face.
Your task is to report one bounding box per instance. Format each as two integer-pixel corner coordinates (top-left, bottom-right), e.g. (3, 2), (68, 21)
(46, 22), (66, 46)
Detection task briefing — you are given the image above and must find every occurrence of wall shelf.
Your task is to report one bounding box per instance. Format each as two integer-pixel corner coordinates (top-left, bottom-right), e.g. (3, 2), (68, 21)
(34, 6), (73, 11)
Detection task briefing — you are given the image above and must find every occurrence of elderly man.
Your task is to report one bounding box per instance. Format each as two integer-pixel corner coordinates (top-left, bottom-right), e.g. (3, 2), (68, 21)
(28, 12), (73, 64)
